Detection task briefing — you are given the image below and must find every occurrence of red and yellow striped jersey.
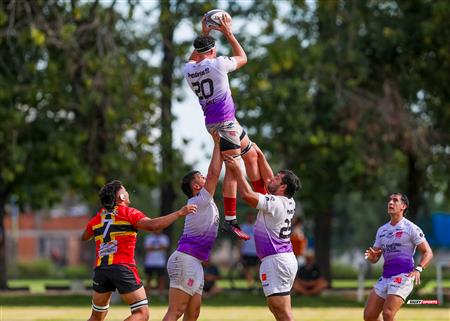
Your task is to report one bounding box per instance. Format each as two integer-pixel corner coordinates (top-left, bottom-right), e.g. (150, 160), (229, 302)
(84, 205), (146, 266)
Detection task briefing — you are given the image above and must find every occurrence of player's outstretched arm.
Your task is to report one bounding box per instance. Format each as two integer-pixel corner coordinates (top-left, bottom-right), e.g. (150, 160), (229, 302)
(224, 155), (259, 208)
(253, 144), (274, 183)
(216, 14), (247, 69)
(204, 131), (223, 196)
(136, 205), (197, 231)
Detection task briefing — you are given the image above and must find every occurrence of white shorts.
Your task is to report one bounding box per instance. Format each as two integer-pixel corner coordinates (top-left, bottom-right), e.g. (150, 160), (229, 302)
(374, 273), (414, 301)
(206, 120), (244, 149)
(259, 252), (298, 297)
(166, 251), (204, 296)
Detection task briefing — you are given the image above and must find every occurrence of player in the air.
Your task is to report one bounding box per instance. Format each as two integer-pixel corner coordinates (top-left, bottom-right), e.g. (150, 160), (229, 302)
(183, 13), (265, 240)
(363, 193), (433, 321)
(224, 144), (301, 321)
(81, 180), (197, 321)
(162, 132), (222, 321)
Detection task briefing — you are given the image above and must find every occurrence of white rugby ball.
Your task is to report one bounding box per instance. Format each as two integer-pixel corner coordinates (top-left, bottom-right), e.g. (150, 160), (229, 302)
(204, 9), (231, 28)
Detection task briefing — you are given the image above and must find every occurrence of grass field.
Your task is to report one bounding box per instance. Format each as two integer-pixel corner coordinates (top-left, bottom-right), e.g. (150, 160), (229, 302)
(3, 279), (448, 321)
(8, 278), (450, 293)
(1, 306), (449, 321)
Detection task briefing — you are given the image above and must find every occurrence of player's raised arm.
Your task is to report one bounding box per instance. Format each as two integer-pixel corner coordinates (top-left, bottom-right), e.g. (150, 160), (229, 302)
(253, 144), (274, 184)
(216, 14), (247, 69)
(224, 155), (259, 208)
(204, 131), (223, 196)
(136, 205), (197, 231)
(187, 16), (212, 62)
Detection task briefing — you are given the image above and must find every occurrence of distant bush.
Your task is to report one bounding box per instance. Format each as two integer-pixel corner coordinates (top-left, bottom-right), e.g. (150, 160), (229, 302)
(331, 262), (383, 279)
(10, 260), (55, 279)
(63, 265), (90, 279)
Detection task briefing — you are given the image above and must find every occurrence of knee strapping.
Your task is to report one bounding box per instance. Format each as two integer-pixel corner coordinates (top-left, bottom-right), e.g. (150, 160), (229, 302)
(240, 141), (253, 157)
(130, 298), (148, 312)
(92, 302), (110, 312)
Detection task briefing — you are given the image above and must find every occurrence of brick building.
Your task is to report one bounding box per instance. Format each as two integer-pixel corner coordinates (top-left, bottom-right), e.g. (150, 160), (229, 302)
(4, 212), (92, 266)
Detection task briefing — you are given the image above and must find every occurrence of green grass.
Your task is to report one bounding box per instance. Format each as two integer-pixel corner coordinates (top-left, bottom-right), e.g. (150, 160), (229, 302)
(1, 306), (448, 321)
(10, 278), (450, 293)
(7, 279), (91, 293)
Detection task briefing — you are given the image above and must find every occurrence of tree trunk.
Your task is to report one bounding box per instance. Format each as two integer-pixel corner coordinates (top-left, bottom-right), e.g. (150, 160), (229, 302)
(159, 0), (177, 242)
(0, 195), (8, 289)
(406, 153), (422, 223)
(313, 209), (332, 285)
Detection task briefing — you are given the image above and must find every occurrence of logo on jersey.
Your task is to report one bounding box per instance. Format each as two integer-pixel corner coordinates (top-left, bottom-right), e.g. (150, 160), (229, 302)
(395, 231), (403, 238)
(187, 68), (210, 78)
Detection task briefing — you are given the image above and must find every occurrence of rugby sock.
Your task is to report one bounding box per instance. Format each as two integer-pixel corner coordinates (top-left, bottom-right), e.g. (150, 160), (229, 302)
(251, 179), (267, 194)
(224, 197), (237, 221)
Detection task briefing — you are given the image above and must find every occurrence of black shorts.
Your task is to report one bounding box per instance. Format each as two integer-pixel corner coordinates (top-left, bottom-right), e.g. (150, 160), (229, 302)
(145, 266), (166, 277)
(242, 255), (260, 268)
(93, 264), (143, 294)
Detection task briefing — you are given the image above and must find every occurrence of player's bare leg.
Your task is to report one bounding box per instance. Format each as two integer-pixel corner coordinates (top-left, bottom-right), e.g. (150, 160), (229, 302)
(382, 294), (404, 321)
(163, 288), (192, 321)
(267, 295), (295, 321)
(363, 290), (384, 321)
(88, 290), (112, 321)
(182, 293), (202, 321)
(121, 286), (149, 321)
(240, 135), (265, 193)
(221, 147), (250, 240)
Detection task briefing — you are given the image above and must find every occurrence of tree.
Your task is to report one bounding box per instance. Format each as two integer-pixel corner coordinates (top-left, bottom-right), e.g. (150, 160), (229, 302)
(0, 0), (159, 289)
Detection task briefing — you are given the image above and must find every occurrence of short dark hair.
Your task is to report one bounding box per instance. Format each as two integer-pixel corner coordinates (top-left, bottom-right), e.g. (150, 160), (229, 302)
(391, 192), (409, 215)
(181, 171), (200, 198)
(279, 170), (301, 198)
(193, 35), (215, 53)
(99, 180), (123, 211)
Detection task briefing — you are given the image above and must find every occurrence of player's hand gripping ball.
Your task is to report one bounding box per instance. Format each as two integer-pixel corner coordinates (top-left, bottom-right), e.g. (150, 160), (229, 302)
(204, 9), (231, 28)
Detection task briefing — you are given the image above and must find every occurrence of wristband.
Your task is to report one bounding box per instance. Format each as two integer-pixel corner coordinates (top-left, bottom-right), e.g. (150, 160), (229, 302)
(414, 266), (423, 273)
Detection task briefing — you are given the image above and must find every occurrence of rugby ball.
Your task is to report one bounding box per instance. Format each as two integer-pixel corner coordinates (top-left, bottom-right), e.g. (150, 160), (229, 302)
(204, 9), (231, 28)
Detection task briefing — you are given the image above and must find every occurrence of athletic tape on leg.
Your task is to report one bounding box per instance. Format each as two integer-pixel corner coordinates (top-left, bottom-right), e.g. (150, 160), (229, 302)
(240, 141), (253, 156)
(130, 298), (148, 312)
(92, 302), (110, 312)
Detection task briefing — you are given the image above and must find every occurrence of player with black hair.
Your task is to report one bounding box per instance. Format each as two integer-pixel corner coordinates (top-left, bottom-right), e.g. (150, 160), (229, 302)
(81, 180), (197, 321)
(224, 144), (301, 321)
(363, 193), (433, 321)
(162, 132), (222, 321)
(184, 14), (265, 241)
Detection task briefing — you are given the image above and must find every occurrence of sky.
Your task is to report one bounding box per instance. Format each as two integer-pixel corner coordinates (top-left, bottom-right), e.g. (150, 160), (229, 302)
(173, 88), (213, 173)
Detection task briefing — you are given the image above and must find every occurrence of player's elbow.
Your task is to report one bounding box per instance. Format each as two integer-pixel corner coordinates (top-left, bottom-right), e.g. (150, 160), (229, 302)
(242, 194), (257, 208)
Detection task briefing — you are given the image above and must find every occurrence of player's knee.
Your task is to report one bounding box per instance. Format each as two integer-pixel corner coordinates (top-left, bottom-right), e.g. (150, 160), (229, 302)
(184, 308), (200, 321)
(382, 307), (395, 321)
(130, 299), (149, 321)
(90, 303), (109, 321)
(363, 311), (378, 321)
(131, 307), (149, 321)
(269, 304), (290, 321)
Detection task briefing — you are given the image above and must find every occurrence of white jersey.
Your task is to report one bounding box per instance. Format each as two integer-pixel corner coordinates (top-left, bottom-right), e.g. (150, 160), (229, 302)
(144, 233), (170, 267)
(177, 188), (220, 261)
(373, 217), (426, 278)
(183, 56), (237, 125)
(254, 193), (295, 259)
